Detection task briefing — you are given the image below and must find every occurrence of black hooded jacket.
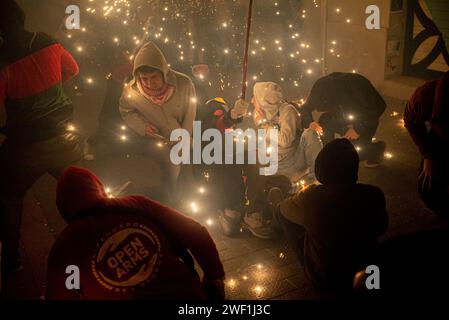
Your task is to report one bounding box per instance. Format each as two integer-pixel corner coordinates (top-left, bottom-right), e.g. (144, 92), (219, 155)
(280, 139), (388, 293)
(300, 73), (386, 135)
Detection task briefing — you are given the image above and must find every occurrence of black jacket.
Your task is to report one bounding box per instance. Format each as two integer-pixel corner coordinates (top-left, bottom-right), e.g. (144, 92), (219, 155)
(301, 73), (386, 133)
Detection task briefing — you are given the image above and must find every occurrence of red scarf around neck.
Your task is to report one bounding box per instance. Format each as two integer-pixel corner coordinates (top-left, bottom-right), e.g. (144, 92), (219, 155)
(138, 78), (175, 106)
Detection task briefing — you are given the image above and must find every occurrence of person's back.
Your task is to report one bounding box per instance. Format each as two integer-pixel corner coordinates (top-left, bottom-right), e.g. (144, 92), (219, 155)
(296, 183), (387, 291)
(48, 205), (208, 300)
(279, 139), (388, 294)
(47, 167), (225, 300)
(1, 28), (79, 143)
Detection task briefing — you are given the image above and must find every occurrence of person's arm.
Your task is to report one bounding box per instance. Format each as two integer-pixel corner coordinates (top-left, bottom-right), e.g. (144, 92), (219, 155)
(60, 46), (79, 82)
(279, 188), (308, 226)
(119, 89), (148, 137)
(182, 81), (197, 136)
(404, 97), (431, 158)
(278, 106), (299, 148)
(116, 196), (225, 281)
(350, 78), (386, 136)
(365, 81), (387, 120)
(0, 71), (5, 110)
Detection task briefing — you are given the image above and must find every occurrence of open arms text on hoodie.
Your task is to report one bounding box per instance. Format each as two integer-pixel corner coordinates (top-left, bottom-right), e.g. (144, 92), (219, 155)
(46, 167), (224, 300)
(119, 42), (197, 139)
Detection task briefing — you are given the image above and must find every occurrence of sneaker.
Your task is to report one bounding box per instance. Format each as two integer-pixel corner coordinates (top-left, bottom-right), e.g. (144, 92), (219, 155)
(243, 212), (276, 240)
(364, 160), (381, 168)
(83, 142), (96, 161)
(218, 209), (241, 237)
(364, 141), (386, 168)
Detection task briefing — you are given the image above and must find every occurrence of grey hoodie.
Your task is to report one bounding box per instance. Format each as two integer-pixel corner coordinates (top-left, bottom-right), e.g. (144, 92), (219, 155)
(119, 42), (197, 138)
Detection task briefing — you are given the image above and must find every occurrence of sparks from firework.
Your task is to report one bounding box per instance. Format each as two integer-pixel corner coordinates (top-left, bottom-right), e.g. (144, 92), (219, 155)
(64, 0), (359, 96)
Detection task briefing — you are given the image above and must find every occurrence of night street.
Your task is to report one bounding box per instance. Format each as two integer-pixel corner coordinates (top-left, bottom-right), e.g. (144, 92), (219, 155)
(2, 95), (447, 299)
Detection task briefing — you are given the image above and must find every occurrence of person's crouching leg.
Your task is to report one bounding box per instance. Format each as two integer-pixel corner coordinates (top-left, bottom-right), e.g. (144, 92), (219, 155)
(273, 205), (306, 266)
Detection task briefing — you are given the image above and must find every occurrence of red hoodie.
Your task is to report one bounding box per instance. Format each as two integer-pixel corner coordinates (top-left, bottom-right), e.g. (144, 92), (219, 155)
(47, 167), (224, 300)
(404, 71), (449, 158)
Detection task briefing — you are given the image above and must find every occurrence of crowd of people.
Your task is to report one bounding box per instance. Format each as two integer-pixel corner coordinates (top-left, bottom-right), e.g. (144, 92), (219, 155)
(0, 0), (448, 299)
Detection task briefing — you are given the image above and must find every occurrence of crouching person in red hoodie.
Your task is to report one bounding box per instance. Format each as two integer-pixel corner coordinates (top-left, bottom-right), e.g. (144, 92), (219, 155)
(46, 167), (225, 300)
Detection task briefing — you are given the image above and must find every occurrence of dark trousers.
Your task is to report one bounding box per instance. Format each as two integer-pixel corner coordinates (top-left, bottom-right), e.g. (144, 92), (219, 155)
(0, 133), (82, 263)
(194, 162), (291, 219)
(128, 137), (182, 203)
(91, 133), (182, 204)
(196, 163), (245, 212)
(320, 113), (383, 161)
(246, 169), (292, 219)
(273, 206), (306, 264)
(418, 154), (449, 218)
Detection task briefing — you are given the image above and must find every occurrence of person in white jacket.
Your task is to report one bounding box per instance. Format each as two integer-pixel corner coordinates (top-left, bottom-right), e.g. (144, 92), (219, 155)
(219, 82), (322, 240)
(119, 42), (197, 202)
(251, 82), (323, 183)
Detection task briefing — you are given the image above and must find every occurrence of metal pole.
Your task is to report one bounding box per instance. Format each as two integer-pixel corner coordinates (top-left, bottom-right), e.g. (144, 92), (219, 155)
(241, 0), (254, 99)
(321, 0), (328, 76)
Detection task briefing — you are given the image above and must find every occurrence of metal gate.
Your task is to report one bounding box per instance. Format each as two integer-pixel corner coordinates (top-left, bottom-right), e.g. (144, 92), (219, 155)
(403, 0), (449, 78)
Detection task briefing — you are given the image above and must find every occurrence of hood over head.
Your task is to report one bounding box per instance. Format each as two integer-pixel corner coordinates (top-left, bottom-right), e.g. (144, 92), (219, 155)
(132, 41), (171, 84)
(253, 82), (284, 120)
(315, 139), (359, 184)
(56, 167), (108, 223)
(0, 0), (26, 36)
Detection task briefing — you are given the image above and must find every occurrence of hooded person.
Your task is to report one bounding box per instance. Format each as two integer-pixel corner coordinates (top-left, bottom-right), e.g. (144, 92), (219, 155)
(214, 83), (322, 241)
(300, 72), (387, 167)
(275, 139), (388, 295)
(404, 71), (449, 218)
(119, 42), (197, 202)
(251, 82), (323, 183)
(120, 41), (196, 138)
(0, 0), (82, 272)
(46, 166), (225, 300)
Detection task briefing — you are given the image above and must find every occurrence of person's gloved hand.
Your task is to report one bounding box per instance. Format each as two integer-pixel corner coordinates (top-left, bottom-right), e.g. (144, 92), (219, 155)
(202, 279), (225, 301)
(230, 99), (249, 119)
(309, 121), (323, 135)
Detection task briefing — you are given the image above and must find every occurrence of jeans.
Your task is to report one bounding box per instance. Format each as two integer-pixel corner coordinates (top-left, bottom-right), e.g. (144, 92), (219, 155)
(0, 133), (82, 263)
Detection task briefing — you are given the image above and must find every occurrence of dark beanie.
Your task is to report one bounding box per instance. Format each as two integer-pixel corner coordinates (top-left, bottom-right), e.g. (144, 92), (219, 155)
(315, 139), (359, 184)
(0, 0), (26, 35)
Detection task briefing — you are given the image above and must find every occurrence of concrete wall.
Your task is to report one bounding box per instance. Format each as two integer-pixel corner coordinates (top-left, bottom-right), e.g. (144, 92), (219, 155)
(323, 0), (391, 86)
(385, 6), (406, 78)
